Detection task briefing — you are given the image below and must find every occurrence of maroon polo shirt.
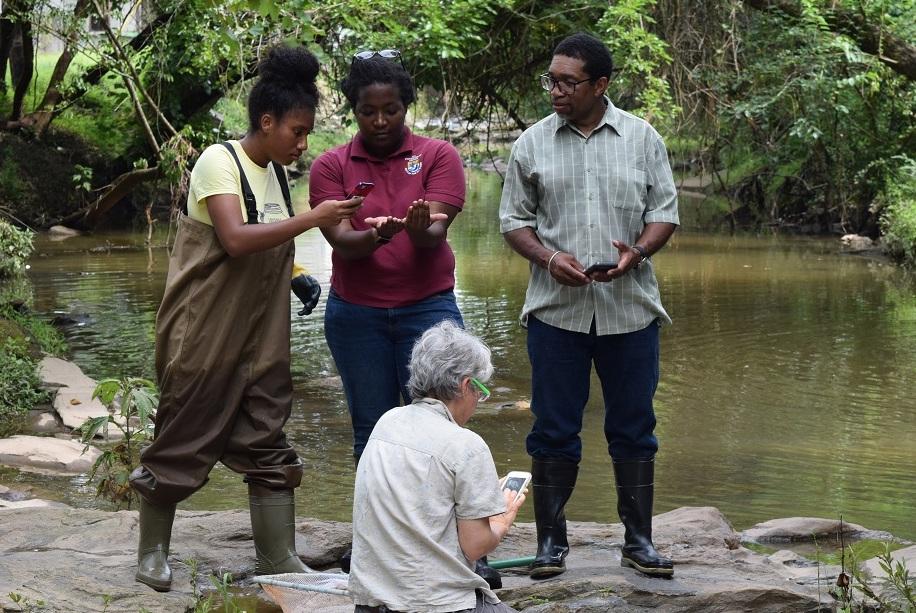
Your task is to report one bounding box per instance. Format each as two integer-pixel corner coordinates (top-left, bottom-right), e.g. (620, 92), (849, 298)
(309, 129), (466, 308)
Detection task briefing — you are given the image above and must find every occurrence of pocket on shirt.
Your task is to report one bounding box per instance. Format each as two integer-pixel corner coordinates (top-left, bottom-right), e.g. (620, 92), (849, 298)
(610, 168), (648, 211)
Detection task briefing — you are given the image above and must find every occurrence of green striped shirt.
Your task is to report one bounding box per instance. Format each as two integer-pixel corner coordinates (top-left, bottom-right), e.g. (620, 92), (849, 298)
(499, 98), (679, 335)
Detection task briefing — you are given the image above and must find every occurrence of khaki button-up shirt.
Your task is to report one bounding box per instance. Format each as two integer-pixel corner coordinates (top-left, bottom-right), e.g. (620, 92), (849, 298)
(349, 398), (507, 612)
(499, 98), (679, 335)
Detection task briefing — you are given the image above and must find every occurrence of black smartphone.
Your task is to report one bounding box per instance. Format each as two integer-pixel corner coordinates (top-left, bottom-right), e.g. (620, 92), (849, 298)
(584, 262), (618, 275)
(347, 181), (375, 198)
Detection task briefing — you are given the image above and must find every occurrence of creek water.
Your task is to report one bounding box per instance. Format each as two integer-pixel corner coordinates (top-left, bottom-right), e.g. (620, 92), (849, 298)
(10, 172), (916, 542)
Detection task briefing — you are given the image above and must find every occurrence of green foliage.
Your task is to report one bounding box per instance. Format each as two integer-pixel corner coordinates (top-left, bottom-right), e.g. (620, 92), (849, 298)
(71, 164), (94, 194)
(598, 0), (677, 127)
(77, 377), (159, 509)
(833, 543), (916, 612)
(6, 591), (47, 612)
(0, 304), (67, 356)
(879, 158), (916, 267)
(0, 336), (47, 438)
(701, 1), (916, 233)
(0, 219), (34, 278)
(0, 156), (28, 205)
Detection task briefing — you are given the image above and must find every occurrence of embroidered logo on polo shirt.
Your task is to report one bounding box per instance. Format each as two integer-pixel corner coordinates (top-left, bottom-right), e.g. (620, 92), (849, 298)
(404, 154), (422, 175)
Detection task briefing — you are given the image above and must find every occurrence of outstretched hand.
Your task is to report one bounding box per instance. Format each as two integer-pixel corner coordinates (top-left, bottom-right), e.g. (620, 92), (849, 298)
(363, 215), (405, 240)
(364, 199), (447, 229)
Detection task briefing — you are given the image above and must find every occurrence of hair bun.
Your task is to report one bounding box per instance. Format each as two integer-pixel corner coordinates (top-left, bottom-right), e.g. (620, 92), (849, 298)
(259, 45), (320, 86)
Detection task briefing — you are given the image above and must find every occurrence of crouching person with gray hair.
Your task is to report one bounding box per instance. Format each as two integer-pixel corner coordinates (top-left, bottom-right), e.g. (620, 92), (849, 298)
(349, 320), (525, 613)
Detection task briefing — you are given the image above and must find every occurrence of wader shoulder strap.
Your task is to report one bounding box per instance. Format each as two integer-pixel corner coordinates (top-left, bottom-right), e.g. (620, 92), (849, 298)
(271, 161), (294, 217)
(221, 141), (260, 225)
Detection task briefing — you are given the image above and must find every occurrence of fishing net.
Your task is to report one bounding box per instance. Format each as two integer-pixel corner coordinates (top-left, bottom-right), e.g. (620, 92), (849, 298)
(255, 572), (352, 613)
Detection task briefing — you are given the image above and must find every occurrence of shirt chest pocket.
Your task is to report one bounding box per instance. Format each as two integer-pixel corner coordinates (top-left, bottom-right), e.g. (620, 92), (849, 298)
(605, 167), (648, 211)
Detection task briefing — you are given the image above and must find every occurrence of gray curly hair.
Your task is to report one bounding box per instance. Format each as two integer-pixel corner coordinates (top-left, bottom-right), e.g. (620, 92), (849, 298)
(406, 320), (494, 402)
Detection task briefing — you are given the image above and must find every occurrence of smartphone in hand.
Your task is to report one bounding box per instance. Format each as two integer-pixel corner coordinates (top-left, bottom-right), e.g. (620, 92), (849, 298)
(500, 471), (532, 504)
(584, 262), (618, 275)
(347, 181), (375, 198)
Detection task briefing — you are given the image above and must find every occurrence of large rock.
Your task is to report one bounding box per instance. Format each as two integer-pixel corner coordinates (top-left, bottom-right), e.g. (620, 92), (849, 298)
(0, 435), (101, 474)
(742, 517), (873, 543)
(0, 506), (352, 613)
(38, 356), (97, 390)
(863, 544), (916, 579)
(5, 506), (899, 613)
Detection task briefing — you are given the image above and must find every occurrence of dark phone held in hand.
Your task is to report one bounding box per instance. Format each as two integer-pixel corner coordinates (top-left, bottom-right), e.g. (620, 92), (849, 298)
(584, 262), (618, 275)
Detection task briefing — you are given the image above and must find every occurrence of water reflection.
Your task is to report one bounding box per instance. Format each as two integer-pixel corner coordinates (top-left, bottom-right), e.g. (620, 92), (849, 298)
(20, 172), (916, 541)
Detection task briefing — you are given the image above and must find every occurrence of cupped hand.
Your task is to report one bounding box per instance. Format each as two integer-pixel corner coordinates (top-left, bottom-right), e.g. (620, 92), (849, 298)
(364, 215), (405, 239)
(549, 252), (590, 287)
(313, 196), (363, 227)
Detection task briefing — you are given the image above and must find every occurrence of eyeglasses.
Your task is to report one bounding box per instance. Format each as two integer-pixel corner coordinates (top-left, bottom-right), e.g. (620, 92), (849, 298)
(539, 73), (595, 95)
(353, 49), (406, 70)
(470, 377), (491, 403)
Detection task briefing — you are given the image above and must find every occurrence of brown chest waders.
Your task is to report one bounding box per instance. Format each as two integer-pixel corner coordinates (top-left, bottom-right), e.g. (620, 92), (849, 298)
(131, 146), (309, 590)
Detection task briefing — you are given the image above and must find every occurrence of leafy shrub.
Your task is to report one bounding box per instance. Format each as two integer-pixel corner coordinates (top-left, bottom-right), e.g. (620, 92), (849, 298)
(880, 162), (916, 267)
(0, 336), (48, 437)
(78, 377), (159, 509)
(0, 218), (34, 278)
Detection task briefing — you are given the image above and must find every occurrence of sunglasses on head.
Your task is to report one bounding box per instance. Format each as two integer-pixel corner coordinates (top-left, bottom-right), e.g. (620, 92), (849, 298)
(353, 49), (406, 70)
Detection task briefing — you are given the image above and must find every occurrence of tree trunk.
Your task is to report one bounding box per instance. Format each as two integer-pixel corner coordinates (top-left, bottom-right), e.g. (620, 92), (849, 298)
(28, 0), (91, 137)
(58, 166), (161, 229)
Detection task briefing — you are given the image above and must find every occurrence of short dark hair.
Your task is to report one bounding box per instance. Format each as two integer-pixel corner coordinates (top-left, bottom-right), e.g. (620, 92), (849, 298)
(340, 56), (416, 109)
(553, 32), (614, 81)
(247, 45), (320, 132)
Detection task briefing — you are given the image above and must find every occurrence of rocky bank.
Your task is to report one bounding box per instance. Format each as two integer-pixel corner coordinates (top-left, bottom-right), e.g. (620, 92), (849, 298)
(1, 501), (914, 613)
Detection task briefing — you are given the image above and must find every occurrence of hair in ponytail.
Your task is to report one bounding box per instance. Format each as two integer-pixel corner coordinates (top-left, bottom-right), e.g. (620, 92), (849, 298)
(248, 45), (320, 132)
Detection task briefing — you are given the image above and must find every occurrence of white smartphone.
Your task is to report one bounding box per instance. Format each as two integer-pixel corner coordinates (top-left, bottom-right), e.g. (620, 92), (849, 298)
(500, 471), (532, 503)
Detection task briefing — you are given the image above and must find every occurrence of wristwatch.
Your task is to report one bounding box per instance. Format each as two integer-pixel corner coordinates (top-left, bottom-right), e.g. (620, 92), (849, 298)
(632, 244), (649, 268)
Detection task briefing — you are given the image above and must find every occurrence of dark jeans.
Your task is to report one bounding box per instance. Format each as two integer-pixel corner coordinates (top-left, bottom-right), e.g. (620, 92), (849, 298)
(324, 289), (463, 457)
(526, 315), (660, 462)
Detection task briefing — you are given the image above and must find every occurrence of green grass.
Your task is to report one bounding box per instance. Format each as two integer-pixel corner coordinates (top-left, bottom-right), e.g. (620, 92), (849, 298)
(1, 304), (67, 355)
(1, 51), (137, 155)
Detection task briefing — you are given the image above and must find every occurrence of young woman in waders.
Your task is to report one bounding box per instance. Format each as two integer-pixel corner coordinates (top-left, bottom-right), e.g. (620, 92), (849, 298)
(128, 45), (363, 592)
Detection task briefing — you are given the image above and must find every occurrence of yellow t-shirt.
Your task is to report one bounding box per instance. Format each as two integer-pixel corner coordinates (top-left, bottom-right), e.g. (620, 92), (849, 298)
(186, 141), (290, 226)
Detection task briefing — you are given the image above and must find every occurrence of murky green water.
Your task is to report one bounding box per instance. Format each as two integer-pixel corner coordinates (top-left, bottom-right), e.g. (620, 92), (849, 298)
(11, 172), (916, 542)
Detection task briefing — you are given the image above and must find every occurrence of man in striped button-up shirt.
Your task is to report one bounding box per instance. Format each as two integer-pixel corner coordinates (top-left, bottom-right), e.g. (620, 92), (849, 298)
(499, 32), (679, 580)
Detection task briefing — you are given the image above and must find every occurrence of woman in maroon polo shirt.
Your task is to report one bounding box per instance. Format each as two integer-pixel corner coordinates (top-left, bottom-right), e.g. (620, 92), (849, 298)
(309, 51), (466, 460)
(309, 52), (504, 585)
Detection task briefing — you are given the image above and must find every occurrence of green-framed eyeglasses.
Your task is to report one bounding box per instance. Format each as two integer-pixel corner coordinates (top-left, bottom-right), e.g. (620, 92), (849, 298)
(470, 377), (491, 402)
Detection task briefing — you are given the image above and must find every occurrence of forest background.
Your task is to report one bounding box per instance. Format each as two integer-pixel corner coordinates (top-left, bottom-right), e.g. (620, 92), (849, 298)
(0, 0), (914, 260)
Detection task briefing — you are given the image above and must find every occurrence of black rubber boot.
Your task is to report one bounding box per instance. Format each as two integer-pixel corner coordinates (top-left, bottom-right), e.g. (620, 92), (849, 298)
(135, 496), (176, 592)
(249, 486), (312, 575)
(475, 556), (502, 589)
(613, 457), (674, 578)
(529, 458), (578, 579)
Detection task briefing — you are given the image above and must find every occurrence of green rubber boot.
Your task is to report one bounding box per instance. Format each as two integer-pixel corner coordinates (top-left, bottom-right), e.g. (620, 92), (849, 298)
(135, 497), (176, 592)
(249, 486), (312, 575)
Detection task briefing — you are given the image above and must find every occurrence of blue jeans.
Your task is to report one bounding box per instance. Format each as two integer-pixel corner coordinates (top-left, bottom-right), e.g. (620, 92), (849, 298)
(526, 316), (660, 462)
(325, 289), (463, 457)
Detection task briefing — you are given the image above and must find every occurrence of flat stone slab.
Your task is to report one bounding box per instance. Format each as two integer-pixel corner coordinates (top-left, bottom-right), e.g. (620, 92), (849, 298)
(52, 385), (111, 431)
(0, 435), (101, 474)
(742, 517), (871, 543)
(38, 357), (96, 389)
